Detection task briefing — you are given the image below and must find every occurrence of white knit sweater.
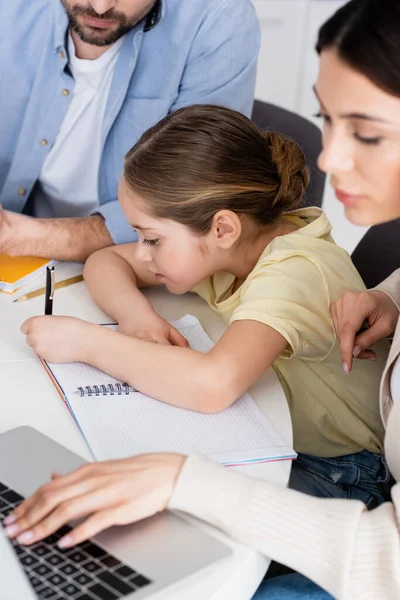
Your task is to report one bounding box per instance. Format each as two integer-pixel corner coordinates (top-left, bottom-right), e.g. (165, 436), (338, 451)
(169, 271), (400, 599)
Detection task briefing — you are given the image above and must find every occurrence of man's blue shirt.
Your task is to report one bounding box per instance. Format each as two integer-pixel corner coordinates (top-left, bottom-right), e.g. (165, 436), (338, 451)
(0, 0), (260, 243)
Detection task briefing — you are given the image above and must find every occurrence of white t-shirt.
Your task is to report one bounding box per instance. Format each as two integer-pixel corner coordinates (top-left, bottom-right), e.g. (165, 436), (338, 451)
(35, 35), (123, 218)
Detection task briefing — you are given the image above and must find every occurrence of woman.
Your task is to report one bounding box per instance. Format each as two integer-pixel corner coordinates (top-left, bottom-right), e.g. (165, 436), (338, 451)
(6, 1), (400, 598)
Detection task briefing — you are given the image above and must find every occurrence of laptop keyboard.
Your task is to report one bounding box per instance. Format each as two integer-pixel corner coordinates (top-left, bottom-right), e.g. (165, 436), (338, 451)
(0, 481), (152, 599)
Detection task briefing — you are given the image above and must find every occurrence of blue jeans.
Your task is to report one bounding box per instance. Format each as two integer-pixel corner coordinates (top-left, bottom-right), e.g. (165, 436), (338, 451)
(289, 449), (393, 508)
(253, 574), (333, 600)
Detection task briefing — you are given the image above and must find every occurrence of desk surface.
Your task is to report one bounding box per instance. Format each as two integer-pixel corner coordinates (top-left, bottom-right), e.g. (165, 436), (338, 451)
(0, 267), (292, 600)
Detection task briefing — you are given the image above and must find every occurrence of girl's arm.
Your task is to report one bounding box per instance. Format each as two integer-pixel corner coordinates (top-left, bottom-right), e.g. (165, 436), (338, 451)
(21, 317), (287, 413)
(83, 244), (188, 346)
(83, 244), (163, 330)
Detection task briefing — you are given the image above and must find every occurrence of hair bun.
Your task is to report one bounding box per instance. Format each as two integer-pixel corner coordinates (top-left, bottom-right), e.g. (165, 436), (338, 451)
(262, 130), (310, 211)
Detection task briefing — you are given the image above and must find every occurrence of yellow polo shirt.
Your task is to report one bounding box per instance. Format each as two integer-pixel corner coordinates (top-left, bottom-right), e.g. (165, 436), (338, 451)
(193, 208), (387, 457)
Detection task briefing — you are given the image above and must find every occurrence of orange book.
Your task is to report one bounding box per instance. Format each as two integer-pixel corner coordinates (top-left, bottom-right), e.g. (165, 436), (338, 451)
(0, 255), (55, 294)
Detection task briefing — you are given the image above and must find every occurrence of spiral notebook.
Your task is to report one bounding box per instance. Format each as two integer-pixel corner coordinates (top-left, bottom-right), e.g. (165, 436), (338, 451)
(41, 315), (296, 467)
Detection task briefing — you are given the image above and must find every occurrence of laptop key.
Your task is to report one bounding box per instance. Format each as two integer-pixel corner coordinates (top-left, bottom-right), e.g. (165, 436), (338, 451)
(13, 545), (26, 556)
(76, 596), (95, 600)
(38, 586), (59, 599)
(115, 565), (137, 579)
(46, 572), (67, 587)
(98, 572), (134, 595)
(61, 583), (81, 596)
(69, 550), (87, 563)
(20, 553), (39, 567)
(2, 506), (14, 517)
(0, 482), (8, 494)
(131, 574), (152, 588)
(32, 544), (52, 558)
(99, 555), (121, 569)
(28, 575), (43, 589)
(46, 553), (65, 566)
(73, 572), (94, 586)
(87, 583), (119, 600)
(60, 562), (79, 576)
(82, 560), (102, 574)
(33, 563), (52, 577)
(83, 542), (107, 559)
(2, 489), (23, 504)
(0, 498), (8, 510)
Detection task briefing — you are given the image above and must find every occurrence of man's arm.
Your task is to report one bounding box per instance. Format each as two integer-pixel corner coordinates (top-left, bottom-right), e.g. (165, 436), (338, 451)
(0, 206), (113, 261)
(171, 0), (260, 118)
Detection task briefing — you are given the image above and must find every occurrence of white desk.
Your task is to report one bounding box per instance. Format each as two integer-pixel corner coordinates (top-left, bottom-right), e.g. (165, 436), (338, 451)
(0, 273), (292, 600)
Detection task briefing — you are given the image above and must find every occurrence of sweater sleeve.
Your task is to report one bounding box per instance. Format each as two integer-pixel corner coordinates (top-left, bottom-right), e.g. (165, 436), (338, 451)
(169, 455), (400, 599)
(373, 269), (400, 311)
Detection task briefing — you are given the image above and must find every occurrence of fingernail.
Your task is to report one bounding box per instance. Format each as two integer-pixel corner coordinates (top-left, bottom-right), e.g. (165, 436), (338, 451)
(3, 514), (17, 525)
(353, 345), (361, 358)
(58, 535), (73, 549)
(368, 356), (377, 361)
(16, 531), (33, 544)
(342, 361), (349, 374)
(5, 524), (20, 536)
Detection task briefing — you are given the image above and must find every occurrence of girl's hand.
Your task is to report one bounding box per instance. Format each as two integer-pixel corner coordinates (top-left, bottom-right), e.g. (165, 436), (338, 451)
(118, 315), (189, 347)
(4, 454), (186, 548)
(20, 315), (96, 363)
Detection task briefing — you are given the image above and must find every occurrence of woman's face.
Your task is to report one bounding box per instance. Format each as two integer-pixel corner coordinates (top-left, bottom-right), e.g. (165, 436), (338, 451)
(316, 49), (400, 226)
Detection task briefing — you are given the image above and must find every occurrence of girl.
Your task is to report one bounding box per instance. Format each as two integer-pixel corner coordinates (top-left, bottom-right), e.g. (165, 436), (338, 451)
(20, 103), (389, 508)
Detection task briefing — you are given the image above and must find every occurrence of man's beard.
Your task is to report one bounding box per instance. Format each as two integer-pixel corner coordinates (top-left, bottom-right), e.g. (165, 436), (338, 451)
(60, 1), (154, 47)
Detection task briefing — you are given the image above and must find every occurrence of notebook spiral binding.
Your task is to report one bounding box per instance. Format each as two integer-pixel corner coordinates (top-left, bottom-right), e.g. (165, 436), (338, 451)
(77, 383), (134, 397)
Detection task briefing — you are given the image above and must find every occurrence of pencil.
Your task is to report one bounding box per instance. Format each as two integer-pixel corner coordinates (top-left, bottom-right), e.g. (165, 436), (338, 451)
(13, 274), (84, 303)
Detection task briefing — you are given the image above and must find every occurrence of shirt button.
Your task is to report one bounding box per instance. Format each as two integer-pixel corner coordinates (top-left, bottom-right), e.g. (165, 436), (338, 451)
(59, 50), (65, 59)
(18, 188), (27, 196)
(62, 89), (69, 96)
(40, 139), (48, 146)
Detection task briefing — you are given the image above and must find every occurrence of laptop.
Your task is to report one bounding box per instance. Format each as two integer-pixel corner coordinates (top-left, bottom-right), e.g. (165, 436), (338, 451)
(0, 426), (231, 600)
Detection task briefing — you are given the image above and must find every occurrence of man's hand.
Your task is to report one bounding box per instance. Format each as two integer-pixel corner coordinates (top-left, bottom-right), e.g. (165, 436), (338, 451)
(4, 453), (186, 548)
(330, 290), (399, 373)
(117, 315), (189, 347)
(21, 315), (98, 363)
(0, 204), (113, 261)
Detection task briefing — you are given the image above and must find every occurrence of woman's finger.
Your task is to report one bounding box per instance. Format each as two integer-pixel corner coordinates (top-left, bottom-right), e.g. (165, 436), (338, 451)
(57, 508), (124, 548)
(15, 486), (118, 546)
(5, 470), (101, 537)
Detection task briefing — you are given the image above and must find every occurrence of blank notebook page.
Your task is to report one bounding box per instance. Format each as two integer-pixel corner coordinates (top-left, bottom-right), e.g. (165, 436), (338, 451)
(57, 315), (295, 465)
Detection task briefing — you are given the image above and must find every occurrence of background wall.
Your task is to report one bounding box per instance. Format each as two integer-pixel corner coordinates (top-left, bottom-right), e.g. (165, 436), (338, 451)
(251, 0), (368, 254)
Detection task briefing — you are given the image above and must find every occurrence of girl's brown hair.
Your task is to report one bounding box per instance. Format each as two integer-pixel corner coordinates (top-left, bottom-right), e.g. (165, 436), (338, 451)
(124, 104), (309, 234)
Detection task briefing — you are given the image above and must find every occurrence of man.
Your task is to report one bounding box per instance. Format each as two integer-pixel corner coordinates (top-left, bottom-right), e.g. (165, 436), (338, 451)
(0, 0), (260, 261)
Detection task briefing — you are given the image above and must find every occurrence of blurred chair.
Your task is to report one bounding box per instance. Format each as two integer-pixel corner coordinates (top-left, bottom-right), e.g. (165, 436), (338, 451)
(251, 100), (326, 208)
(351, 219), (400, 289)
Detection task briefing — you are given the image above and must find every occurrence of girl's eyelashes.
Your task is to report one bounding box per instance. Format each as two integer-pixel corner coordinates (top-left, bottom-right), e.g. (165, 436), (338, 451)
(142, 238), (159, 246)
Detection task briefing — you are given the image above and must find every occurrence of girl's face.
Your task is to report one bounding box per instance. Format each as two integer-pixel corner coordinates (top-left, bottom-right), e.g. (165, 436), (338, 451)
(316, 49), (400, 226)
(118, 178), (221, 294)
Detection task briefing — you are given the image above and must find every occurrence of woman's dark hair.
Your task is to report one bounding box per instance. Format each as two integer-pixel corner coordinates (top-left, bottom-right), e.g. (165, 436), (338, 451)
(316, 0), (400, 97)
(124, 105), (309, 235)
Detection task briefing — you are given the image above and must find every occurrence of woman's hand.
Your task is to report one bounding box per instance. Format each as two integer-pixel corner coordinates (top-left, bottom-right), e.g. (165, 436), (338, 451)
(4, 454), (186, 548)
(117, 314), (189, 347)
(330, 290), (399, 372)
(20, 315), (98, 363)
